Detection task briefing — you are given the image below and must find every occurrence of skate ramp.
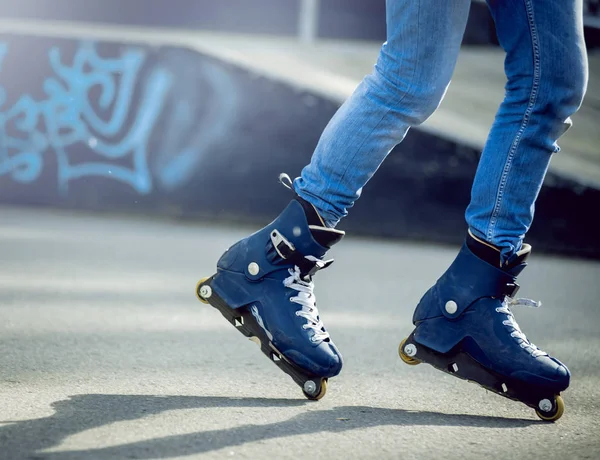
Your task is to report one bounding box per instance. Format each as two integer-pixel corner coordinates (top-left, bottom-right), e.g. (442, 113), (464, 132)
(0, 27), (340, 223)
(0, 19), (599, 259)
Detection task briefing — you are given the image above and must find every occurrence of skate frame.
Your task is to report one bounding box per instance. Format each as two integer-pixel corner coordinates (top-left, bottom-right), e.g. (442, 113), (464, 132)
(197, 276), (327, 400)
(401, 333), (563, 420)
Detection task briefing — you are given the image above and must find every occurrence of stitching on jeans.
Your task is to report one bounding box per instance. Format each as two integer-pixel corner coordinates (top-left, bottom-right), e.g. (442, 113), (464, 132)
(486, 0), (541, 242)
(320, 0), (422, 215)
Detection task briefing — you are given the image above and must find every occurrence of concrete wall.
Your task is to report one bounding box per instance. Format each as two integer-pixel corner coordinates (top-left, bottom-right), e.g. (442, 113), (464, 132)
(1, 33), (598, 259)
(0, 33), (338, 217)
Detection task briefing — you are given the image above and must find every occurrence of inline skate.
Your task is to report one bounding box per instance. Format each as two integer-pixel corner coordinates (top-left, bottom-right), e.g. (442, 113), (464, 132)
(399, 231), (569, 421)
(196, 175), (345, 400)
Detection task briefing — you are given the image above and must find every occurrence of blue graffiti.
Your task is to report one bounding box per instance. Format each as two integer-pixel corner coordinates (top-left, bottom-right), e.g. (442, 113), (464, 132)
(0, 43), (7, 72)
(152, 57), (240, 191)
(0, 41), (173, 194)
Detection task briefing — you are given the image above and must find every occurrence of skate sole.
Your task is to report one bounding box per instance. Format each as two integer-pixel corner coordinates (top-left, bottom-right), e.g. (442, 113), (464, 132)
(196, 276), (328, 400)
(399, 333), (565, 422)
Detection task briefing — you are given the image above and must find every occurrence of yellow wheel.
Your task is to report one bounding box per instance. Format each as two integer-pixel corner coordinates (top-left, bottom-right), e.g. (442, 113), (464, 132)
(196, 277), (211, 304)
(398, 338), (421, 366)
(535, 395), (565, 422)
(303, 378), (328, 401)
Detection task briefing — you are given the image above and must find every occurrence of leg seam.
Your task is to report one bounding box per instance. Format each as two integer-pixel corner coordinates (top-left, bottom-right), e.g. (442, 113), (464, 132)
(486, 0), (541, 242)
(322, 0), (423, 205)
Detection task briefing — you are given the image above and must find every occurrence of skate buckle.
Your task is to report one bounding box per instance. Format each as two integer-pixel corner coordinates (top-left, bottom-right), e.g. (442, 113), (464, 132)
(305, 258), (332, 277)
(270, 228), (333, 277)
(270, 229), (296, 259)
(503, 282), (520, 297)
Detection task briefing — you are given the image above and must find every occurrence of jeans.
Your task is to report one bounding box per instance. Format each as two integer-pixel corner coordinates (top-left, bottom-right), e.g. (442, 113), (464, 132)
(293, 0), (588, 262)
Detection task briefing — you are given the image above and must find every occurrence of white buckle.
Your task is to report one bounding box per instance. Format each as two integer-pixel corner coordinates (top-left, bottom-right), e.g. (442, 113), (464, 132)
(270, 229), (295, 259)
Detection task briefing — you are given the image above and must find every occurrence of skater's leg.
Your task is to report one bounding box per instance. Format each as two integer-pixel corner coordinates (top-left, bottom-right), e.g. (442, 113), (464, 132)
(294, 0), (472, 228)
(466, 0), (588, 262)
(402, 1), (587, 421)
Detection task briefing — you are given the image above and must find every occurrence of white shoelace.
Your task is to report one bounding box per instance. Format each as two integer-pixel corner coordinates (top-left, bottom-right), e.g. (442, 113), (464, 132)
(496, 297), (547, 358)
(283, 265), (329, 343)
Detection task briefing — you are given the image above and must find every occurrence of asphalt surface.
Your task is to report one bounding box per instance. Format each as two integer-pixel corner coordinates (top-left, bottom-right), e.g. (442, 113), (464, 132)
(1, 207), (599, 460)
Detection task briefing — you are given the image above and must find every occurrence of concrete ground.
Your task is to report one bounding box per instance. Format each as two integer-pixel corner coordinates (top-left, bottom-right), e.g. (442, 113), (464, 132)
(1, 18), (598, 187)
(1, 207), (599, 459)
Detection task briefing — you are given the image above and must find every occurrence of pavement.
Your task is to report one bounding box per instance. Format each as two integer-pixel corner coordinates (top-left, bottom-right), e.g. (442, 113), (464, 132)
(1, 206), (599, 459)
(1, 18), (598, 188)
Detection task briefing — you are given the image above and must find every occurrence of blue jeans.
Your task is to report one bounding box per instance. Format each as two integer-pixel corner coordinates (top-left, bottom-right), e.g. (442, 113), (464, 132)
(293, 0), (588, 261)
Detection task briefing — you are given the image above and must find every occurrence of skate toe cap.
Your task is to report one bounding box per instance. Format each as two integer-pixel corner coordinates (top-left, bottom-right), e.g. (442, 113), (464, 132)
(511, 356), (570, 391)
(325, 342), (344, 376)
(552, 361), (570, 389)
(542, 356), (570, 388)
(555, 363), (569, 379)
(286, 343), (343, 378)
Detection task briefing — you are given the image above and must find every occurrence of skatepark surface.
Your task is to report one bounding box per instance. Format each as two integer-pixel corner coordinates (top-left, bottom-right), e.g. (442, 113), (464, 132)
(1, 206), (599, 459)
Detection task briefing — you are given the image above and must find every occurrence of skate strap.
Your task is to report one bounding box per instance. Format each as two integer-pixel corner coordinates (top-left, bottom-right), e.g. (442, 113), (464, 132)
(270, 229), (334, 277)
(503, 282), (520, 298)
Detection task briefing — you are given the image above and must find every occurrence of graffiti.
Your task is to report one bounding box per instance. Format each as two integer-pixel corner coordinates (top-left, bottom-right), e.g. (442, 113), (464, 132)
(0, 39), (240, 194)
(0, 41), (170, 193)
(149, 50), (240, 192)
(0, 43), (7, 72)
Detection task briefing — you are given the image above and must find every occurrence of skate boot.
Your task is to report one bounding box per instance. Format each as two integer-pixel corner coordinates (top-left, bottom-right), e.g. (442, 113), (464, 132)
(399, 230), (570, 421)
(196, 175), (345, 400)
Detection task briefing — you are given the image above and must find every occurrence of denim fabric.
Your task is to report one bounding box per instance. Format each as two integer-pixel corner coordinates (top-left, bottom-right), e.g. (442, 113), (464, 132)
(466, 0), (588, 259)
(293, 0), (588, 261)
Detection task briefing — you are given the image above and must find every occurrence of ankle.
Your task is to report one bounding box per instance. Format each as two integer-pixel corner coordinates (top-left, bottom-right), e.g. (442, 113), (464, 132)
(466, 230), (531, 274)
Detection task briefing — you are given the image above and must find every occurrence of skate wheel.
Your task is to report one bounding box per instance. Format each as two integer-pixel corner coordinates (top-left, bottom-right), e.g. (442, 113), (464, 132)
(535, 395), (565, 422)
(303, 378), (327, 401)
(398, 338), (420, 366)
(196, 277), (211, 304)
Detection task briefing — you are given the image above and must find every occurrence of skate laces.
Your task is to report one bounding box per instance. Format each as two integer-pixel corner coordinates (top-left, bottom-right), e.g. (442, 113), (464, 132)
(283, 265), (330, 343)
(496, 297), (547, 358)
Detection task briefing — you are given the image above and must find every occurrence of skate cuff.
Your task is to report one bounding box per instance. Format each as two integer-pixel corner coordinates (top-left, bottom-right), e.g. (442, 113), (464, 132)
(269, 229), (333, 277)
(437, 243), (521, 319)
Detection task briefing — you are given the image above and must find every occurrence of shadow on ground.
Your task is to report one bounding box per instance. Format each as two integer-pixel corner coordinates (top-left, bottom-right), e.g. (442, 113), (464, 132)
(0, 394), (543, 459)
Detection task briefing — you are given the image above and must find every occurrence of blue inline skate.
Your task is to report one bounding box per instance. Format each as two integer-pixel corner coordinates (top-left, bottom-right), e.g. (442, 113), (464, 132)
(196, 175), (345, 400)
(399, 231), (569, 421)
